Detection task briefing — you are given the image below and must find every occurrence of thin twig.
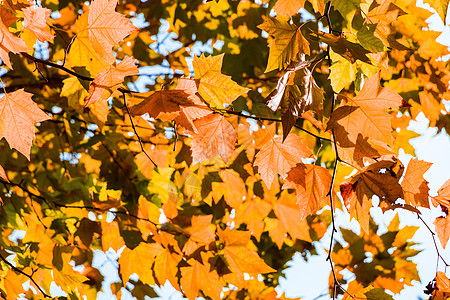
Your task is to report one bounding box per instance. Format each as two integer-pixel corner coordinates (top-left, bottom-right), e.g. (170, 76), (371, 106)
(121, 92), (158, 168)
(417, 213), (450, 268)
(0, 253), (51, 298)
(224, 111), (332, 142)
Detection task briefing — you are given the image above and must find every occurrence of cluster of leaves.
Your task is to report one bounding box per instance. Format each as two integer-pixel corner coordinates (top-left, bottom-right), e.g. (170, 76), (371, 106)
(0, 0), (449, 299)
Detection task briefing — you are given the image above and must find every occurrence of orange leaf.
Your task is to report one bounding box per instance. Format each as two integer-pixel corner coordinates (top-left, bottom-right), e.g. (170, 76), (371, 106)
(154, 249), (182, 291)
(129, 90), (194, 121)
(273, 0), (306, 16)
(119, 243), (164, 285)
(0, 12), (29, 68)
(183, 215), (215, 255)
(274, 190), (312, 241)
(434, 216), (450, 249)
(218, 228), (275, 279)
(174, 78), (212, 132)
(327, 72), (404, 145)
(401, 158), (432, 208)
(283, 163), (331, 221)
(85, 56), (139, 106)
(191, 114), (237, 164)
(22, 6), (54, 42)
(180, 259), (223, 300)
(86, 0), (139, 64)
(0, 89), (50, 159)
(432, 179), (450, 208)
(254, 133), (313, 188)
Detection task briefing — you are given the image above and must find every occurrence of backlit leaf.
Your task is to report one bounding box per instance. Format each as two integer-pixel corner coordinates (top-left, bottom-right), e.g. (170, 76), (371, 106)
(0, 89), (50, 159)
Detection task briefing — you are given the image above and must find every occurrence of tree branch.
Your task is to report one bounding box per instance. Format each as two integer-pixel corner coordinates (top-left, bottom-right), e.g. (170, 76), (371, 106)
(0, 253), (51, 298)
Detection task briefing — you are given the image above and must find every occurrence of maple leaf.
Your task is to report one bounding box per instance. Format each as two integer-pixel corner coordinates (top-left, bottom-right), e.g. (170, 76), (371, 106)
(69, 13), (110, 74)
(434, 215), (450, 249)
(182, 215), (215, 255)
(190, 114), (237, 164)
(401, 158), (432, 208)
(119, 243), (164, 285)
(173, 77), (212, 132)
(340, 156), (404, 233)
(22, 6), (54, 43)
(218, 228), (275, 282)
(273, 191), (312, 241)
(254, 133), (313, 188)
(310, 31), (370, 64)
(327, 72), (405, 146)
(85, 0), (139, 64)
(0, 89), (50, 159)
(432, 179), (450, 208)
(192, 54), (249, 108)
(283, 163), (332, 220)
(85, 56), (139, 107)
(129, 90), (195, 121)
(258, 16), (310, 72)
(0, 12), (30, 69)
(154, 249), (182, 291)
(180, 259), (223, 300)
(272, 0), (306, 16)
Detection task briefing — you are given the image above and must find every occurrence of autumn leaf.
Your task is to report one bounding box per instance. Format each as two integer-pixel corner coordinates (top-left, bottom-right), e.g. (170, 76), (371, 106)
(283, 163), (332, 220)
(0, 12), (30, 68)
(85, 0), (139, 64)
(154, 249), (182, 291)
(340, 156), (404, 233)
(0, 89), (50, 159)
(174, 77), (212, 132)
(180, 259), (223, 300)
(327, 72), (405, 146)
(423, 0), (449, 25)
(254, 133), (313, 188)
(218, 228), (275, 280)
(258, 16), (310, 72)
(401, 158), (432, 208)
(119, 243), (164, 285)
(69, 12), (110, 74)
(432, 179), (450, 208)
(190, 113), (237, 164)
(193, 54), (249, 108)
(273, 190), (312, 241)
(309, 31), (370, 64)
(129, 90), (194, 121)
(183, 215), (216, 255)
(22, 6), (54, 43)
(434, 215), (450, 249)
(85, 56), (138, 106)
(272, 0), (305, 16)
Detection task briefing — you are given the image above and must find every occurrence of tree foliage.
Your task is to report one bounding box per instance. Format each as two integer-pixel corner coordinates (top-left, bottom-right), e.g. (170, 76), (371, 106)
(0, 0), (449, 299)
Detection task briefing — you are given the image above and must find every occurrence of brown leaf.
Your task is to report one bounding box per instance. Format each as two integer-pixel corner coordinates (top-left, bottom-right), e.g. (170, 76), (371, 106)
(340, 156), (404, 234)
